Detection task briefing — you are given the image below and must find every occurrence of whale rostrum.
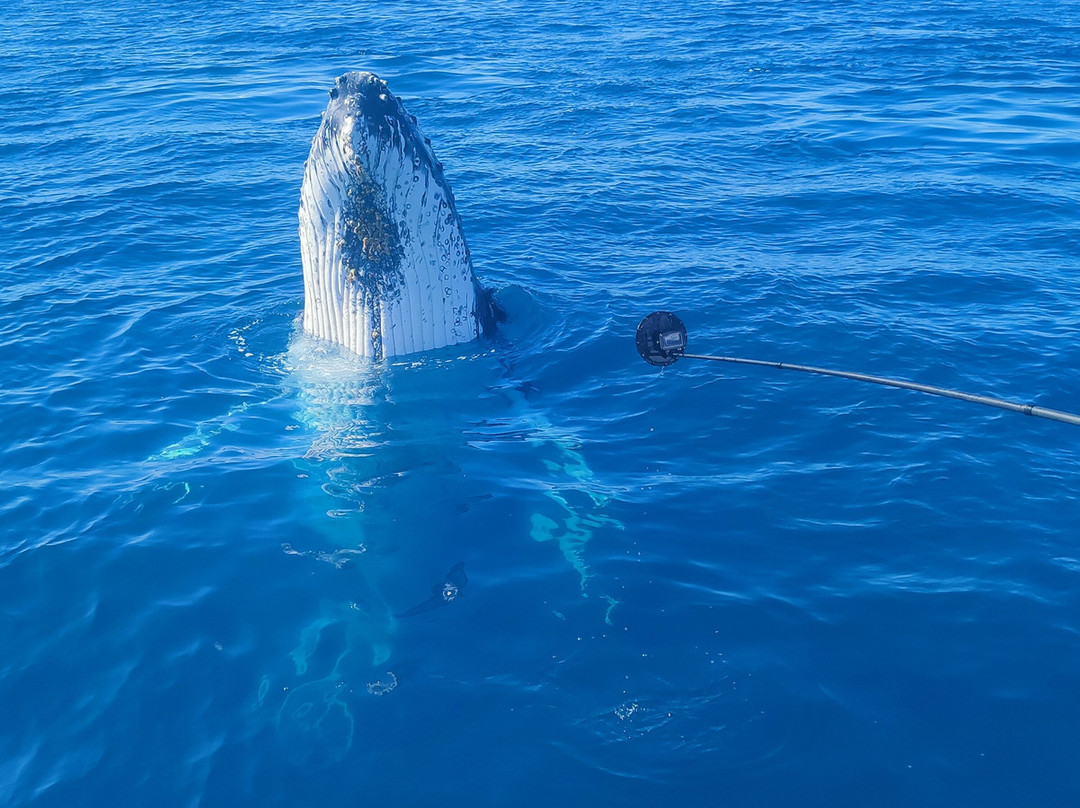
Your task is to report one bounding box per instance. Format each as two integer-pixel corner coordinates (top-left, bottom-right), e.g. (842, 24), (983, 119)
(299, 72), (494, 359)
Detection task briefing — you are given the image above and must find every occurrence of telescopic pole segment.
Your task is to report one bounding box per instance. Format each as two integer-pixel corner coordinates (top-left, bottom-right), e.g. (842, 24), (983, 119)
(681, 353), (1080, 427)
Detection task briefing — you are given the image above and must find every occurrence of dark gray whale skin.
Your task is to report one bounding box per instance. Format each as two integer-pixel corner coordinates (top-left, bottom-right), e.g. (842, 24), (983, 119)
(396, 562), (468, 618)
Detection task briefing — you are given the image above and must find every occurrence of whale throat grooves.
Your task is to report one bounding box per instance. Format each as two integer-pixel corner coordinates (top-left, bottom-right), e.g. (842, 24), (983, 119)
(298, 71), (487, 360)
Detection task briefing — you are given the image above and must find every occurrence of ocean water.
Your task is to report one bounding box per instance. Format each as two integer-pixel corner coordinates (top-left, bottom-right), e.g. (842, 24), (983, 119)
(3, 0), (1080, 804)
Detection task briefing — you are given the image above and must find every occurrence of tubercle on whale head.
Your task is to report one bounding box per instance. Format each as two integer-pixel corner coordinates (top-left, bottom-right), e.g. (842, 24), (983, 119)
(299, 71), (491, 360)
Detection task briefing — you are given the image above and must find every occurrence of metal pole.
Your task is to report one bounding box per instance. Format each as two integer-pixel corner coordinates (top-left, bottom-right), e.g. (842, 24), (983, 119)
(682, 353), (1080, 427)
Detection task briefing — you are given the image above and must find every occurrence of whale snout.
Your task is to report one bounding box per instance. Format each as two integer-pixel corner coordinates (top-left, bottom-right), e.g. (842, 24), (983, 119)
(326, 72), (393, 110)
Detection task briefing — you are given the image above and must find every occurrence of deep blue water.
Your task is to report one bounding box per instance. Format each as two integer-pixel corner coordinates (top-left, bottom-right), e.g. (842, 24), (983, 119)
(3, 0), (1080, 804)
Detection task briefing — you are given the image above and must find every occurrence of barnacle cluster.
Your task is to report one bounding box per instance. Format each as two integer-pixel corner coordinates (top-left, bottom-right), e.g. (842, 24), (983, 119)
(340, 164), (405, 298)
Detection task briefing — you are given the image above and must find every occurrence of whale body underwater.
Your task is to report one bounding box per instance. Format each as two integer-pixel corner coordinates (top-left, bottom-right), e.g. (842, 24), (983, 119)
(299, 71), (497, 360)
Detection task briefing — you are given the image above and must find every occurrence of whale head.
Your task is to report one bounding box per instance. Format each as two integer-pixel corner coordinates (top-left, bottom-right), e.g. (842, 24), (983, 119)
(299, 72), (493, 359)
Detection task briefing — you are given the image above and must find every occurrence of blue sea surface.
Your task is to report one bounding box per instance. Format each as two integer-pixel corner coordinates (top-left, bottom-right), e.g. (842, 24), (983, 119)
(3, 1), (1080, 805)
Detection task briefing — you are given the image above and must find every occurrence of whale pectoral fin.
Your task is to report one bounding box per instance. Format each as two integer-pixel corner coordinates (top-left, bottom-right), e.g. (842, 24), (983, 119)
(370, 642), (392, 667)
(530, 512), (559, 543)
(290, 616), (335, 676)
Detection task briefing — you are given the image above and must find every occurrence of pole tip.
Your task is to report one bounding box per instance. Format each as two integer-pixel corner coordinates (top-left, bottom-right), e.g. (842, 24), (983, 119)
(636, 311), (687, 366)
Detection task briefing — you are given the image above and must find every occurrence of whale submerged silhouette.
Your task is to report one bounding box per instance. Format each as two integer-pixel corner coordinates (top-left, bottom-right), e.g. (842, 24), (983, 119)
(298, 71), (497, 359)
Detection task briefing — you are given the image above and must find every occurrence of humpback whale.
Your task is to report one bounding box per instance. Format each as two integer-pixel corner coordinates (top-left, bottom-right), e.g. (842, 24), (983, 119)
(299, 71), (495, 359)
